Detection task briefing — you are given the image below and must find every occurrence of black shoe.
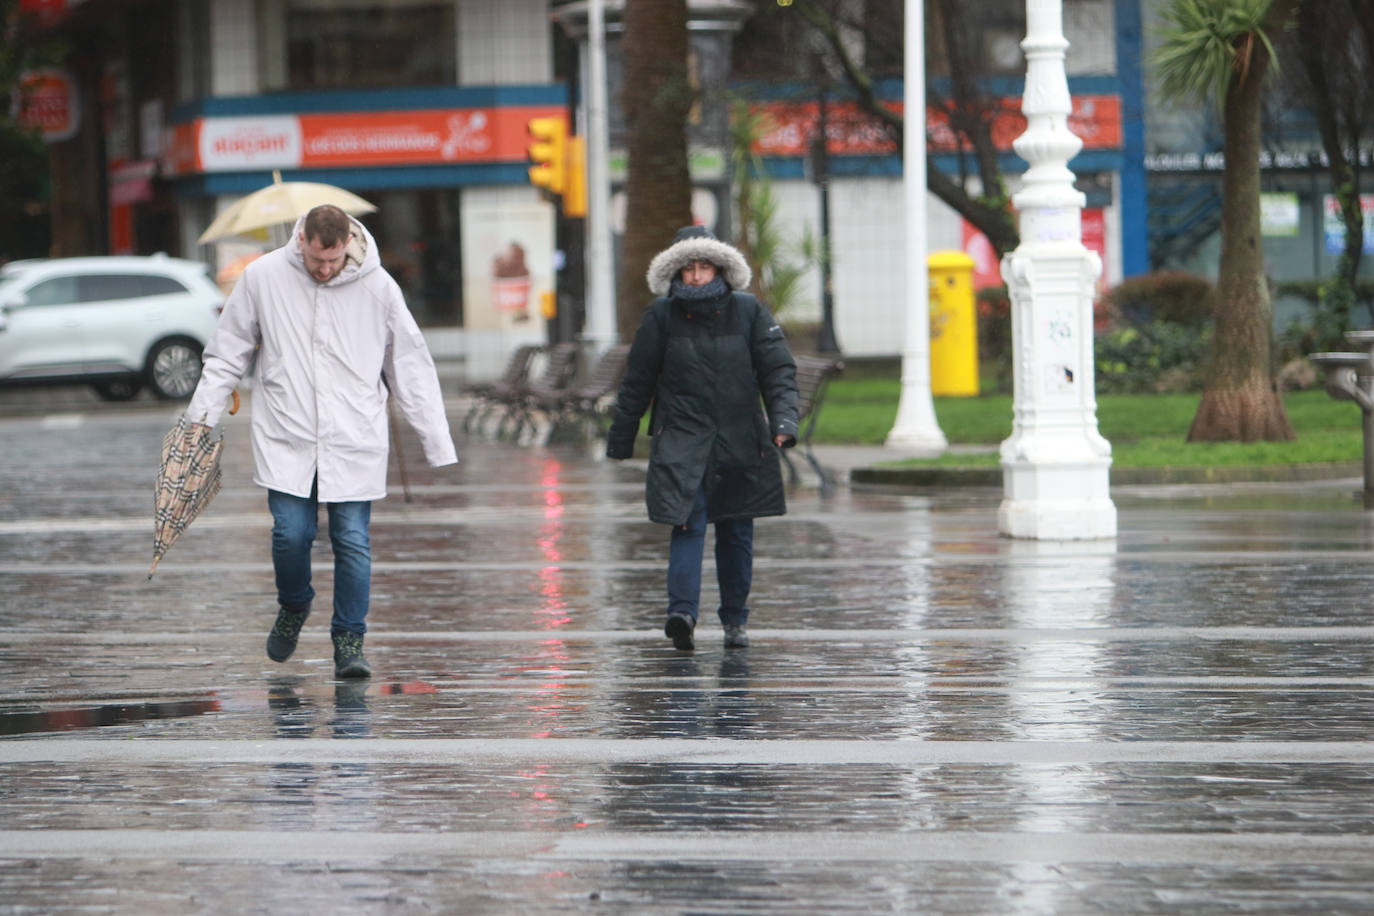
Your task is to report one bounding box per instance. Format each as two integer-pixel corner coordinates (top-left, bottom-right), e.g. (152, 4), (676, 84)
(665, 614), (695, 651)
(266, 604), (311, 662)
(332, 630), (372, 679)
(723, 625), (749, 648)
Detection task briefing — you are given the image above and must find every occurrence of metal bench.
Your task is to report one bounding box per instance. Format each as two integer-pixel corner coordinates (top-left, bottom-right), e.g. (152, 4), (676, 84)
(497, 341), (581, 442)
(460, 343), (543, 435)
(782, 354), (845, 496)
(527, 343), (632, 445)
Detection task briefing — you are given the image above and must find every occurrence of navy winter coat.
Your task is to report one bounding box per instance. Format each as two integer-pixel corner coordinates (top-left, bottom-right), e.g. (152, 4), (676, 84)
(607, 289), (799, 526)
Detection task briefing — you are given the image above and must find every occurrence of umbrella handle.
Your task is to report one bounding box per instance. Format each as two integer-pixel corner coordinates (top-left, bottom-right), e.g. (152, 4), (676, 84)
(228, 390), (240, 416)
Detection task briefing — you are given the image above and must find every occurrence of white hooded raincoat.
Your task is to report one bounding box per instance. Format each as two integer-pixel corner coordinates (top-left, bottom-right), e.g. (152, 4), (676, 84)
(185, 215), (457, 502)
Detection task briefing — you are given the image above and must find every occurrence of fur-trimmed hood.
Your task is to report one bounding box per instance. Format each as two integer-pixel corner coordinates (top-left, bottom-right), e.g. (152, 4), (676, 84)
(646, 225), (752, 297)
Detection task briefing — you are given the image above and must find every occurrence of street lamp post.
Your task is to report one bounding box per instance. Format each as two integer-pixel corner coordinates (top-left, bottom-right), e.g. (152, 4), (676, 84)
(581, 0), (617, 352)
(996, 0), (1115, 539)
(812, 72), (839, 355)
(885, 0), (947, 453)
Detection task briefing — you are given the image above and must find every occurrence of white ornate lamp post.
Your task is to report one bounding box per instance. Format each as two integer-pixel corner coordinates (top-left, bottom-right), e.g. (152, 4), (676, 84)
(886, 0), (947, 453)
(582, 0), (616, 351)
(997, 0), (1116, 540)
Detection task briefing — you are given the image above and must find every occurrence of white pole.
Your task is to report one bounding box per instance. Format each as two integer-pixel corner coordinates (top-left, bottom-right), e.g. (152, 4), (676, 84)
(885, 0), (947, 453)
(996, 0), (1115, 539)
(582, 0), (617, 349)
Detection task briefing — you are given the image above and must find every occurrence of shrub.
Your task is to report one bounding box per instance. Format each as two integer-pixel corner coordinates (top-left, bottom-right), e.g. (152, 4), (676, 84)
(1092, 272), (1217, 394)
(1275, 279), (1374, 362)
(1099, 271), (1216, 329)
(1095, 321), (1211, 393)
(976, 286), (1012, 392)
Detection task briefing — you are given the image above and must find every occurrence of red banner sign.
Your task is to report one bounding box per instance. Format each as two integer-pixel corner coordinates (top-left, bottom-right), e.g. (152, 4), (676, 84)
(18, 0), (79, 27)
(751, 94), (1122, 158)
(19, 0), (65, 16)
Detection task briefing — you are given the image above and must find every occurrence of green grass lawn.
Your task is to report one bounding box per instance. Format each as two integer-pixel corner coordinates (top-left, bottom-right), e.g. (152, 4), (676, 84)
(814, 377), (1366, 468)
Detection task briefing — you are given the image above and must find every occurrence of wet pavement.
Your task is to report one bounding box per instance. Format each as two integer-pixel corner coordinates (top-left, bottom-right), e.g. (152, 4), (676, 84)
(2, 391), (1374, 913)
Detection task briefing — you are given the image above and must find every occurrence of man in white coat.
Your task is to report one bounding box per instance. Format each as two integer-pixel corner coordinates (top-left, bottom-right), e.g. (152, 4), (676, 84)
(184, 204), (457, 678)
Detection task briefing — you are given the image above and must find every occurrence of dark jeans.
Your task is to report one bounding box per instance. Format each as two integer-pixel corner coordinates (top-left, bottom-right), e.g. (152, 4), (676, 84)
(667, 486), (754, 627)
(268, 482), (372, 635)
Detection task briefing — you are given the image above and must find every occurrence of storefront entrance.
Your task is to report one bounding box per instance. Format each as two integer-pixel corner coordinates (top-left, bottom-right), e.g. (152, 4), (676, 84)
(359, 188), (463, 328)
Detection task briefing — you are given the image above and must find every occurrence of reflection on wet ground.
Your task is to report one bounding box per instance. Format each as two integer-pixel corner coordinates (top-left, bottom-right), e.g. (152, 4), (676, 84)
(2, 855), (1372, 914)
(6, 758), (1374, 834)
(2, 408), (1374, 912)
(6, 676), (1372, 743)
(0, 696), (221, 736)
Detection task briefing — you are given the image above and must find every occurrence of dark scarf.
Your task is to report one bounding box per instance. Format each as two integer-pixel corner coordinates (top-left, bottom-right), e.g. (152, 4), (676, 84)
(669, 275), (729, 303)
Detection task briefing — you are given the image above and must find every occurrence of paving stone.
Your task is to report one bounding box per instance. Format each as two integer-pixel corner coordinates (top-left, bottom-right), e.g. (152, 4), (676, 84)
(1, 402), (1373, 912)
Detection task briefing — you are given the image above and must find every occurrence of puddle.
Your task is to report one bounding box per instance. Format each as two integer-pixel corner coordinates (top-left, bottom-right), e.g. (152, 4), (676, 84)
(0, 697), (221, 736)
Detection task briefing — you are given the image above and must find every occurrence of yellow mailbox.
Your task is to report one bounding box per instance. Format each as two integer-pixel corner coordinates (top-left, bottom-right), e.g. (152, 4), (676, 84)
(928, 250), (979, 397)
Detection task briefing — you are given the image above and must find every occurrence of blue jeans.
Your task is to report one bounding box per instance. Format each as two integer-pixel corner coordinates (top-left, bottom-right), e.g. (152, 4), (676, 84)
(667, 486), (754, 627)
(268, 482), (372, 635)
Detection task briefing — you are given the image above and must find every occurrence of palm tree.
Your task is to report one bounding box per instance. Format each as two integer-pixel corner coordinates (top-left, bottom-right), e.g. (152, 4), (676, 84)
(1152, 0), (1299, 442)
(616, 0), (694, 342)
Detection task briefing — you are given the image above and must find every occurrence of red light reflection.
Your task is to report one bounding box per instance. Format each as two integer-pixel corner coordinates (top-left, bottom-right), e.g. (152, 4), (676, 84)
(535, 458), (571, 629)
(523, 458), (572, 738)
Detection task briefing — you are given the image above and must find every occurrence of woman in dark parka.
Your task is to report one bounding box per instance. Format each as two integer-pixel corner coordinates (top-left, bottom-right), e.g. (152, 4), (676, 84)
(606, 226), (799, 651)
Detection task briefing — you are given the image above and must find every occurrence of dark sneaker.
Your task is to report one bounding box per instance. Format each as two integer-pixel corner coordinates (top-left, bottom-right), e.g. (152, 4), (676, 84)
(332, 630), (372, 679)
(266, 604), (310, 662)
(723, 625), (749, 648)
(665, 614), (695, 651)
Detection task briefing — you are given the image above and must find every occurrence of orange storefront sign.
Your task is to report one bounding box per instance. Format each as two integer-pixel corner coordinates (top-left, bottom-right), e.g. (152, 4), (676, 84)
(751, 95), (1122, 158)
(163, 105), (567, 175)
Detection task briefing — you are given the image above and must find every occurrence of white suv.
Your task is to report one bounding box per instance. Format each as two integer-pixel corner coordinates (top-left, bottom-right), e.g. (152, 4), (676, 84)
(0, 255), (224, 401)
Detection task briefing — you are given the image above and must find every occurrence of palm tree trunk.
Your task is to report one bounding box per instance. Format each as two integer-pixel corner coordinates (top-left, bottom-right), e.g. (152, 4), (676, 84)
(616, 0), (694, 342)
(1187, 24), (1295, 442)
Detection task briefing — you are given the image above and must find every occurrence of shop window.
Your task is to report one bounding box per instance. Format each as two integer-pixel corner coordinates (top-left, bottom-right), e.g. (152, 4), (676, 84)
(362, 188), (463, 327)
(286, 0), (456, 90)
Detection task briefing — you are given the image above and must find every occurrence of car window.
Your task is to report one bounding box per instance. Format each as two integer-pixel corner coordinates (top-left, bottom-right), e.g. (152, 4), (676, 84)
(78, 274), (155, 302)
(22, 276), (80, 307)
(138, 274), (189, 296)
(15, 269), (193, 308)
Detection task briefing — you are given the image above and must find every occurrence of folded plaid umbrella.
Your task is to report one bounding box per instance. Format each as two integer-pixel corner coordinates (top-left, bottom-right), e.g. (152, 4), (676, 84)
(149, 416), (226, 578)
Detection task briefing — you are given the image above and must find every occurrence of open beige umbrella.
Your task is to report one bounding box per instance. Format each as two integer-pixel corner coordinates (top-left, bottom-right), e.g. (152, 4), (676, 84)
(197, 170), (377, 245)
(149, 406), (236, 579)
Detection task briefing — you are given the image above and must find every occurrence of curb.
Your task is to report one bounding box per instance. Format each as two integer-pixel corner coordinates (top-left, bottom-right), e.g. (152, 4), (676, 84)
(851, 466), (1001, 487)
(850, 462), (1364, 488)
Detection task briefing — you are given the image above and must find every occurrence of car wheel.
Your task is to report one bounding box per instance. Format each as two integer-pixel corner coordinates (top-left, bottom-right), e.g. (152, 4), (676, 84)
(146, 337), (204, 400)
(93, 377), (144, 401)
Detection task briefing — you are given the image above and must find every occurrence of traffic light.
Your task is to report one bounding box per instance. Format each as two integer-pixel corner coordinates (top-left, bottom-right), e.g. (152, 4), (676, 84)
(527, 116), (567, 196)
(563, 135), (587, 218)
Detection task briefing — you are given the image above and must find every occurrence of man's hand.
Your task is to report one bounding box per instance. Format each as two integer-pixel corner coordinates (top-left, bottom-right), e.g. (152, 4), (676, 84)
(774, 434), (795, 449)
